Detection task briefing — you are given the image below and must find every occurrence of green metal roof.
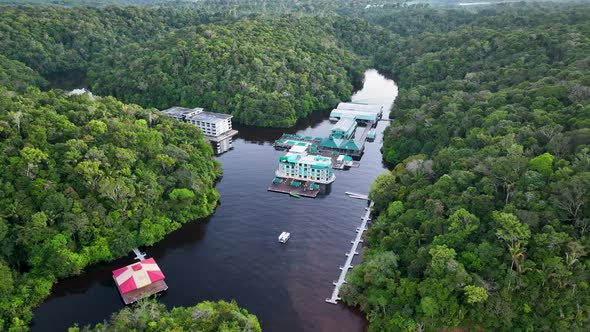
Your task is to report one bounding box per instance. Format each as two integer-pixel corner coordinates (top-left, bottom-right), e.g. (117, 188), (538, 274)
(273, 177), (283, 183)
(340, 140), (363, 151)
(291, 180), (302, 187)
(320, 137), (339, 149)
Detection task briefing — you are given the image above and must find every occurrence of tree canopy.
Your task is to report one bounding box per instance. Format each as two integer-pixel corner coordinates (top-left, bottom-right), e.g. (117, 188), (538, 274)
(342, 4), (590, 331)
(0, 1), (589, 331)
(0, 87), (220, 331)
(87, 17), (364, 127)
(69, 300), (261, 332)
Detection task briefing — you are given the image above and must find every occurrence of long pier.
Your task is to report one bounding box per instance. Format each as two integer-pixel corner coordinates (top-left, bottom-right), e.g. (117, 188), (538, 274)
(326, 194), (373, 304)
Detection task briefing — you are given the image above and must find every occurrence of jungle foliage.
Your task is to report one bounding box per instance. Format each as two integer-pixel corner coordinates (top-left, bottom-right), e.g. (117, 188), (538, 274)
(0, 7), (369, 127)
(69, 300), (261, 332)
(341, 5), (590, 332)
(0, 1), (589, 331)
(87, 17), (365, 127)
(0, 88), (221, 331)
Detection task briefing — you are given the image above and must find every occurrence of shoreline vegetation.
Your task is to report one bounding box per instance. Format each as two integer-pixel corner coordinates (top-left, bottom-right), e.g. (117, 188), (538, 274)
(67, 300), (261, 332)
(341, 4), (590, 332)
(0, 1), (588, 331)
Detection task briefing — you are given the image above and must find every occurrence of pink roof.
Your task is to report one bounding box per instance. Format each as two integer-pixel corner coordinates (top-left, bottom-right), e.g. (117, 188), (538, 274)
(112, 258), (165, 294)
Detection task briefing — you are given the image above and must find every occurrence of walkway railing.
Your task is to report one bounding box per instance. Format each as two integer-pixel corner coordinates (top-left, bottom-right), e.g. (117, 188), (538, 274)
(326, 194), (373, 304)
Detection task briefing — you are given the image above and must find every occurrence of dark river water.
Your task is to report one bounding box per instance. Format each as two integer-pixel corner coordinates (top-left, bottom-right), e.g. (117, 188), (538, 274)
(31, 70), (397, 332)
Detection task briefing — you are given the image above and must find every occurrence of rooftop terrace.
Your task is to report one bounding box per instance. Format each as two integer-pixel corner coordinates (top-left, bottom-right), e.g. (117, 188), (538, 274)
(187, 111), (232, 122)
(161, 106), (203, 118)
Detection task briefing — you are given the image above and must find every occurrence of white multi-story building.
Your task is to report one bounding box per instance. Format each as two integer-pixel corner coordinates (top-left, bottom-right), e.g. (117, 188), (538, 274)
(276, 150), (335, 184)
(185, 112), (232, 137)
(161, 106), (238, 154)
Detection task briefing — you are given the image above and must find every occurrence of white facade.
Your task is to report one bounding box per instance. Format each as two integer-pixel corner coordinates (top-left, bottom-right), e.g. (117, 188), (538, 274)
(276, 153), (335, 184)
(160, 106), (237, 155)
(213, 137), (233, 154)
(186, 116), (232, 137)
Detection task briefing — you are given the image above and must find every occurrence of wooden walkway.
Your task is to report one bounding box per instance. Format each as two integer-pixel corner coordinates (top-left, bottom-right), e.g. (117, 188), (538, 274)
(132, 248), (146, 261)
(326, 195), (373, 304)
(357, 122), (375, 143)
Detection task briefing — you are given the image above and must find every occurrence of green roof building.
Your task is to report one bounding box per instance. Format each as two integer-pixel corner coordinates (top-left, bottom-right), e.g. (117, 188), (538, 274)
(320, 137), (364, 153)
(330, 117), (357, 139)
(276, 152), (335, 184)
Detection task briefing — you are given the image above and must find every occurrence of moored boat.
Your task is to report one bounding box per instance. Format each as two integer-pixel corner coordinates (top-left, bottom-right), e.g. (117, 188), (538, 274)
(278, 232), (291, 243)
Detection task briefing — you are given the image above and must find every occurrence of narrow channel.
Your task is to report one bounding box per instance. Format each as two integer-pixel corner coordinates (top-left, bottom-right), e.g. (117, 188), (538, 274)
(31, 69), (397, 332)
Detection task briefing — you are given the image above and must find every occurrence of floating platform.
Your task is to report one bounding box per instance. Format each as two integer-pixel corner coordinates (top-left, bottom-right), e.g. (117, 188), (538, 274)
(267, 178), (323, 198)
(273, 126), (374, 159)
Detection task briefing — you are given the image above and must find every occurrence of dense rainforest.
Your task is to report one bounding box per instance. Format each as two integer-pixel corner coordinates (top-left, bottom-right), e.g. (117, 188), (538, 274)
(69, 300), (261, 332)
(341, 4), (590, 332)
(0, 6), (374, 127)
(87, 17), (365, 127)
(0, 87), (221, 330)
(0, 1), (589, 331)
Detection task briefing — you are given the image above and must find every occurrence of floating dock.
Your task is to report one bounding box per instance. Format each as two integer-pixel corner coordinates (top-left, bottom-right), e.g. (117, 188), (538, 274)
(267, 177), (323, 198)
(326, 194), (373, 304)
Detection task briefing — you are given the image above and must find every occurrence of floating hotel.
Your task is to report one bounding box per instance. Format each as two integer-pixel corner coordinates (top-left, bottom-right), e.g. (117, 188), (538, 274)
(269, 102), (382, 198)
(161, 106), (238, 154)
(276, 146), (336, 184)
(268, 144), (334, 198)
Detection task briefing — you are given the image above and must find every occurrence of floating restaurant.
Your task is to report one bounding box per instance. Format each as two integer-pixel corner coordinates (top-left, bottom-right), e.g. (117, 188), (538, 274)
(112, 257), (168, 304)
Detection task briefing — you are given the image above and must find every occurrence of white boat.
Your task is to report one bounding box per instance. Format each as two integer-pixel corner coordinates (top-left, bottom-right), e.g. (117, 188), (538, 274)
(278, 232), (291, 243)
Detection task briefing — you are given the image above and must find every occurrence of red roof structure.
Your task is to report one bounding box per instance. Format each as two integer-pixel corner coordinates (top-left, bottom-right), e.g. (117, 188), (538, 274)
(112, 257), (168, 304)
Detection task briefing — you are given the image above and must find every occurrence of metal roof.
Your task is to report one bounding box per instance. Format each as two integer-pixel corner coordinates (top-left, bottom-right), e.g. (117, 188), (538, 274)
(187, 111), (232, 122)
(332, 117), (356, 132)
(330, 109), (379, 122)
(161, 106), (203, 118)
(289, 145), (308, 153)
(337, 102), (382, 114)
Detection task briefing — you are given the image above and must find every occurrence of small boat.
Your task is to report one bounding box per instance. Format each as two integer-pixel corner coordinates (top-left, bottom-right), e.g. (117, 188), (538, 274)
(289, 192), (301, 198)
(366, 129), (377, 141)
(278, 232), (291, 243)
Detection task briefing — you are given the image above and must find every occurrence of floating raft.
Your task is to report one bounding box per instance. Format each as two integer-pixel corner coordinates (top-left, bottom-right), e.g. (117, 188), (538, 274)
(267, 177), (323, 198)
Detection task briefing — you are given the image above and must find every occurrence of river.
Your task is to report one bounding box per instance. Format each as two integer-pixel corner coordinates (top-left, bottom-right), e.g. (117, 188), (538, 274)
(31, 69), (397, 332)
